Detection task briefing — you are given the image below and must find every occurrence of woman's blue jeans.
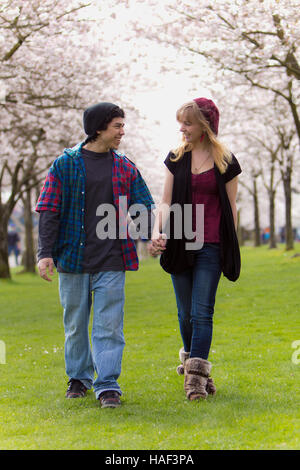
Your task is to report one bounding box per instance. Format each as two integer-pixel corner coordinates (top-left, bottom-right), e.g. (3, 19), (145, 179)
(171, 243), (221, 360)
(58, 271), (125, 398)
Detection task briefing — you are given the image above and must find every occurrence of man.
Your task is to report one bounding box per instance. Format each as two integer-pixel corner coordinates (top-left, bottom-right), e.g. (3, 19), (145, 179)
(36, 102), (154, 408)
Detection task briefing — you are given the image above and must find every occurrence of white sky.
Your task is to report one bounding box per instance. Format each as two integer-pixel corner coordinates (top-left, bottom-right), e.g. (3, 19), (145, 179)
(83, 1), (215, 154)
(133, 79), (213, 156)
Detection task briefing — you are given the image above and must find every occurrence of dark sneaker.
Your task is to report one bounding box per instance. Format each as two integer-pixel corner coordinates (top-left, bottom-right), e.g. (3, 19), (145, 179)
(66, 379), (87, 398)
(99, 391), (121, 408)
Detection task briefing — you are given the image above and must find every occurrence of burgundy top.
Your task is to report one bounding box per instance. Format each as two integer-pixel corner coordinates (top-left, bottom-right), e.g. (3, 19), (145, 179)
(191, 168), (221, 243)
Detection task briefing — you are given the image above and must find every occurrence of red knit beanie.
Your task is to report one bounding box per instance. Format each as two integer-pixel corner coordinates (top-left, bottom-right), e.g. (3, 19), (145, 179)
(193, 97), (219, 135)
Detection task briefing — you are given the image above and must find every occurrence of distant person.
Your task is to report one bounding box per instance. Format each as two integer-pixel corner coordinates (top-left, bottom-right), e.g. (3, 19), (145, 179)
(36, 102), (154, 408)
(262, 227), (270, 244)
(149, 97), (241, 401)
(7, 230), (20, 265)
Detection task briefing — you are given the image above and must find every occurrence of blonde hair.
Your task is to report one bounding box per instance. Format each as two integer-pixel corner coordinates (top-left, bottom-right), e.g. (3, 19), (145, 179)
(171, 101), (232, 174)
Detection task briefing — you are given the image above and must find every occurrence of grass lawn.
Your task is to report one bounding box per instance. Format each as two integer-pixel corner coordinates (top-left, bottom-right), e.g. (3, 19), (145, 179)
(0, 244), (299, 450)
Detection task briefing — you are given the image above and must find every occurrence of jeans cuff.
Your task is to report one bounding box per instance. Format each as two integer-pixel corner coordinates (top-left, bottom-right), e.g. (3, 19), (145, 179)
(78, 379), (93, 390)
(95, 388), (122, 400)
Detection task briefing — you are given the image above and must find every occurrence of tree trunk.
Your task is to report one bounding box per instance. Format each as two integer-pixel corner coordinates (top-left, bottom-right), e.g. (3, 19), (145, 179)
(253, 179), (261, 247)
(288, 86), (300, 147)
(237, 209), (244, 246)
(268, 189), (277, 249)
(0, 209), (11, 279)
(282, 169), (294, 250)
(22, 186), (36, 273)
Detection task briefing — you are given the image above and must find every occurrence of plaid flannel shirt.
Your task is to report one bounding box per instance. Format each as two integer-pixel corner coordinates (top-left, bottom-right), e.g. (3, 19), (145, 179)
(35, 142), (155, 272)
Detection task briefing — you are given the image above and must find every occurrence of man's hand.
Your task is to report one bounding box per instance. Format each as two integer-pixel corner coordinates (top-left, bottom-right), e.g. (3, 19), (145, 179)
(37, 257), (55, 282)
(148, 233), (167, 257)
(147, 241), (159, 257)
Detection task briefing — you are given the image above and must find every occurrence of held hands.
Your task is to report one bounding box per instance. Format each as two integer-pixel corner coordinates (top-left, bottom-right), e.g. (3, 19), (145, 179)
(37, 257), (55, 282)
(148, 232), (167, 257)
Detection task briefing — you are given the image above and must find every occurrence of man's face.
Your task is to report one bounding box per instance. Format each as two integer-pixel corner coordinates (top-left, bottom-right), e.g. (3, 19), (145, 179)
(98, 117), (125, 149)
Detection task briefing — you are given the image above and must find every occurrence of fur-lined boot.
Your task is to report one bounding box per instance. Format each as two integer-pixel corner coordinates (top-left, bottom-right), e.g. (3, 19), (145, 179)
(184, 357), (212, 400)
(177, 349), (217, 395)
(176, 347), (190, 375)
(206, 377), (216, 395)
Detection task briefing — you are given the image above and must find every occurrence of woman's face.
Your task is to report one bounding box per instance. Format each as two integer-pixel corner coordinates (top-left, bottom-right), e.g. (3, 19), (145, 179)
(178, 110), (203, 145)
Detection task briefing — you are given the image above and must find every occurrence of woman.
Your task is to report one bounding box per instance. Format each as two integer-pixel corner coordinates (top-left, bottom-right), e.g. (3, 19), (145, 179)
(149, 97), (241, 401)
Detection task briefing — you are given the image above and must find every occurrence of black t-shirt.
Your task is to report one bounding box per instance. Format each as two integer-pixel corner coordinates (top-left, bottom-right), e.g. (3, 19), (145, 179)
(81, 148), (124, 272)
(37, 148), (124, 273)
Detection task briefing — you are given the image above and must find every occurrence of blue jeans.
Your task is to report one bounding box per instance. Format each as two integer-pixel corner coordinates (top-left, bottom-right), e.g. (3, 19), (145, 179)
(58, 271), (125, 398)
(171, 243), (221, 360)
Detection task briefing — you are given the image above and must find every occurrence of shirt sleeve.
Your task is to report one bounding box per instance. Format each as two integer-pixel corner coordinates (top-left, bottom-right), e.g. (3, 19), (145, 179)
(129, 166), (155, 210)
(164, 152), (177, 175)
(35, 164), (62, 213)
(224, 154), (242, 183)
(37, 210), (60, 261)
(128, 166), (155, 239)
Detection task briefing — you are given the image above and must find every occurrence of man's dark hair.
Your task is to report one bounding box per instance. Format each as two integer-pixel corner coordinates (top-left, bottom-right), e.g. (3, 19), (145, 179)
(85, 106), (125, 143)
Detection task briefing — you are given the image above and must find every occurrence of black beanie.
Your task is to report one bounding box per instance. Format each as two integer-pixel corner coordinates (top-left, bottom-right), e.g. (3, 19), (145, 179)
(83, 102), (120, 136)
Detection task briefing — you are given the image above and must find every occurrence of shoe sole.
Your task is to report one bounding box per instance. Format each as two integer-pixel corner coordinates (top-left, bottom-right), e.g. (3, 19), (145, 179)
(65, 390), (87, 398)
(101, 403), (121, 408)
(100, 399), (121, 408)
(66, 394), (86, 398)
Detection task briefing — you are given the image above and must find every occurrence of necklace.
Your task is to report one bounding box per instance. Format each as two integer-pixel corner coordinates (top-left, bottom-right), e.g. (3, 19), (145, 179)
(192, 152), (212, 174)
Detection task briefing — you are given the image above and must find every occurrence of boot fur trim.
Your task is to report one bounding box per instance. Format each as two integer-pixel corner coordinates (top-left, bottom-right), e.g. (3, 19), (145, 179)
(176, 348), (190, 375)
(179, 347), (190, 363)
(185, 357), (212, 378)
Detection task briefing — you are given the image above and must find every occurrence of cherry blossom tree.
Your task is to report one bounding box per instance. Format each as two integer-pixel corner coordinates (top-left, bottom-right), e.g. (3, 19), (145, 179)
(221, 84), (299, 249)
(0, 0), (166, 278)
(0, 0), (141, 278)
(0, 0), (95, 277)
(143, 0), (300, 144)
(277, 127), (298, 250)
(129, 0), (300, 247)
